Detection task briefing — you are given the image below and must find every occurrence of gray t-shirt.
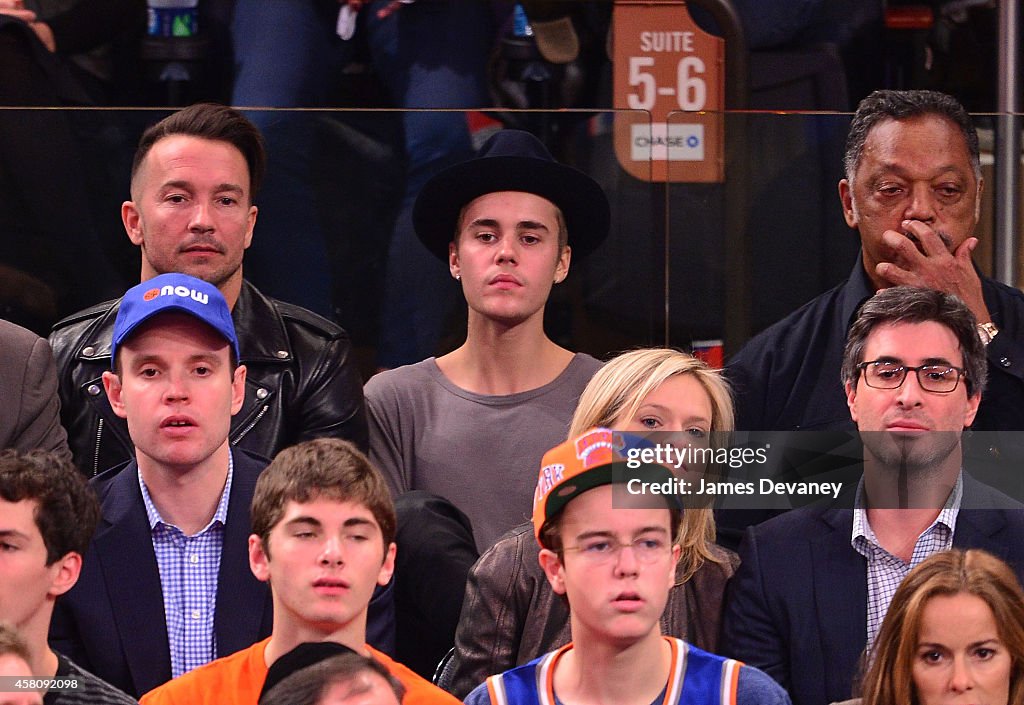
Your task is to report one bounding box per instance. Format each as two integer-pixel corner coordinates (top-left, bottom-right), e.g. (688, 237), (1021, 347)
(365, 354), (602, 551)
(45, 654), (138, 705)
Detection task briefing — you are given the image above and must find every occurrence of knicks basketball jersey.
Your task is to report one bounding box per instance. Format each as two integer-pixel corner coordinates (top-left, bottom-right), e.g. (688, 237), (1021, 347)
(484, 637), (742, 705)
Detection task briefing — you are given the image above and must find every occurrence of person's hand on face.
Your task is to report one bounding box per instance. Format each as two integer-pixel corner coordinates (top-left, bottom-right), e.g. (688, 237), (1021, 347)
(841, 113), (991, 325)
(876, 220), (988, 326)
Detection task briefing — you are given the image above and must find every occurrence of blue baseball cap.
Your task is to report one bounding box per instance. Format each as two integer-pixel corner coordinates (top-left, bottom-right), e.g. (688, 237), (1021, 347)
(110, 273), (239, 367)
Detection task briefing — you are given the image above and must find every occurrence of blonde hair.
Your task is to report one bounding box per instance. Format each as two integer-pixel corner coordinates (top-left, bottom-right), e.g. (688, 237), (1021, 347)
(0, 622), (31, 663)
(567, 348), (734, 582)
(861, 549), (1024, 705)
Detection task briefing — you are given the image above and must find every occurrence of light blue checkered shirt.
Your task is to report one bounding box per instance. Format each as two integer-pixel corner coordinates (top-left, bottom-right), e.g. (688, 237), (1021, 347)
(852, 472), (962, 653)
(139, 452), (233, 678)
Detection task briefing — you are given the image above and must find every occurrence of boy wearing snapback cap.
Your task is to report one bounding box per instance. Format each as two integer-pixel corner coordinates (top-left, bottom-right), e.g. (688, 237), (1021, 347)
(48, 273), (273, 699)
(465, 429), (790, 705)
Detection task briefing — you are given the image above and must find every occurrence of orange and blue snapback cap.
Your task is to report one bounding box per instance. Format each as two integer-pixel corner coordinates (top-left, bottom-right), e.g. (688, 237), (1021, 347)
(531, 428), (680, 543)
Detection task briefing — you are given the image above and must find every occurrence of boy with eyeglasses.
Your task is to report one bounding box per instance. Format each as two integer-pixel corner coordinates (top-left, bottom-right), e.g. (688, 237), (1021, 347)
(465, 428), (789, 705)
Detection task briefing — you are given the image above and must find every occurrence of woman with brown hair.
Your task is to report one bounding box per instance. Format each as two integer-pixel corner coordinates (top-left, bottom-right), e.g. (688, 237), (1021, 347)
(860, 548), (1024, 705)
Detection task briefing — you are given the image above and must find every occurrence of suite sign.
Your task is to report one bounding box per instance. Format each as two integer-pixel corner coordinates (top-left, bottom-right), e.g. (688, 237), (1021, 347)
(613, 1), (724, 182)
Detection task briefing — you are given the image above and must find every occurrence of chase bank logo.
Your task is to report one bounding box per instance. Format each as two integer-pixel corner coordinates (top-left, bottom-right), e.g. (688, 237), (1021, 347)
(631, 123), (704, 161)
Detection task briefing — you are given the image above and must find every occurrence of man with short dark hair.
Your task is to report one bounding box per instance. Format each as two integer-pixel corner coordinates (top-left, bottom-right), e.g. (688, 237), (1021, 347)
(721, 286), (1024, 705)
(49, 273), (273, 699)
(728, 90), (1024, 449)
(49, 102), (367, 478)
(0, 448), (136, 705)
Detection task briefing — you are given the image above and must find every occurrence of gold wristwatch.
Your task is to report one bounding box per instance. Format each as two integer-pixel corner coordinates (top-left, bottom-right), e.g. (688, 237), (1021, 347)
(977, 321), (1000, 346)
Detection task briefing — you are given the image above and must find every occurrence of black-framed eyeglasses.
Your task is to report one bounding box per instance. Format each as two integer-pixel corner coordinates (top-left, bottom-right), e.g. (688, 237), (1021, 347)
(856, 360), (966, 394)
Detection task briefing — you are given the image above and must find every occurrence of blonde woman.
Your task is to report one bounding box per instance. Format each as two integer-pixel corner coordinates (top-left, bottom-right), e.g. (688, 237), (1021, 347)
(446, 348), (738, 697)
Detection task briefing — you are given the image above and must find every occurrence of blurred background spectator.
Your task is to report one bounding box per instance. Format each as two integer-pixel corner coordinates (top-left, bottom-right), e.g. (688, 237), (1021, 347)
(0, 0), (145, 332)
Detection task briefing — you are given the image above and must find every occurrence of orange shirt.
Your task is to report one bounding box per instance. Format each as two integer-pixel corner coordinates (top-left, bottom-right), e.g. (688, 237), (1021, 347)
(140, 638), (460, 705)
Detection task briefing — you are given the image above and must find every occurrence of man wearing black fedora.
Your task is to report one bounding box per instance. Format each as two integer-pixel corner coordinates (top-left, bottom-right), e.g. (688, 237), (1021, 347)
(364, 129), (609, 676)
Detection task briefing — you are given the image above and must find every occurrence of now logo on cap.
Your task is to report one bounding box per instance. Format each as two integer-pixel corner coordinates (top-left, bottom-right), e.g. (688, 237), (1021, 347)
(111, 273), (239, 368)
(142, 284), (210, 305)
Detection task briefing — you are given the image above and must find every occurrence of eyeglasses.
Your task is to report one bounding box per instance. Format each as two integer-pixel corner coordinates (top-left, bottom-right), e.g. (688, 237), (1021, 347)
(856, 360), (966, 394)
(562, 536), (671, 564)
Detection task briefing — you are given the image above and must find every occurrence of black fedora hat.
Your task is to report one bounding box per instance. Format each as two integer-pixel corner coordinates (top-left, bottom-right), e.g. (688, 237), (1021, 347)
(413, 129), (610, 261)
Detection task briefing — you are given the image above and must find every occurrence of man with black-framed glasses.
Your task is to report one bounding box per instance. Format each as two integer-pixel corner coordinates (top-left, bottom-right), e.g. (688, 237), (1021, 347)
(840, 286), (984, 489)
(855, 360), (964, 393)
(720, 286), (1024, 705)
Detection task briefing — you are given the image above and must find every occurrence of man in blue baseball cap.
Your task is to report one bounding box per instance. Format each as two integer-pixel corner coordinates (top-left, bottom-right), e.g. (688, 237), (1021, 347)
(106, 274), (244, 478)
(48, 273), (274, 699)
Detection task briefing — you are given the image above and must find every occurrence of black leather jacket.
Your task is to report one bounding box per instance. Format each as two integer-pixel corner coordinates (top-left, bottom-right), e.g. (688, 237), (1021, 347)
(49, 280), (368, 476)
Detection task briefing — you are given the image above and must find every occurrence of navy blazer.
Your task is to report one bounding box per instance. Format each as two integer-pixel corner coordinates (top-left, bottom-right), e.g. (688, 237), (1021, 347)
(720, 474), (1024, 705)
(49, 450), (274, 698)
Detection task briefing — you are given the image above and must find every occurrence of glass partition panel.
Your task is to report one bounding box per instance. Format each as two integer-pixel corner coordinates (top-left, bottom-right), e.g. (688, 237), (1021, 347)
(2, 107), (1018, 375)
(665, 110), (856, 357)
(0, 107), (657, 377)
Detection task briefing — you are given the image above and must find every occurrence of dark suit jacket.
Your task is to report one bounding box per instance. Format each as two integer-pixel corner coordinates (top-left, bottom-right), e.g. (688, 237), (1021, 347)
(0, 319), (70, 460)
(49, 450), (274, 698)
(720, 474), (1024, 705)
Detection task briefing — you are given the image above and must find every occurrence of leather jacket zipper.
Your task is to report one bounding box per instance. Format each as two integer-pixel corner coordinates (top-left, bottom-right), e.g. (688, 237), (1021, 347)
(232, 405), (268, 445)
(92, 418), (104, 477)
